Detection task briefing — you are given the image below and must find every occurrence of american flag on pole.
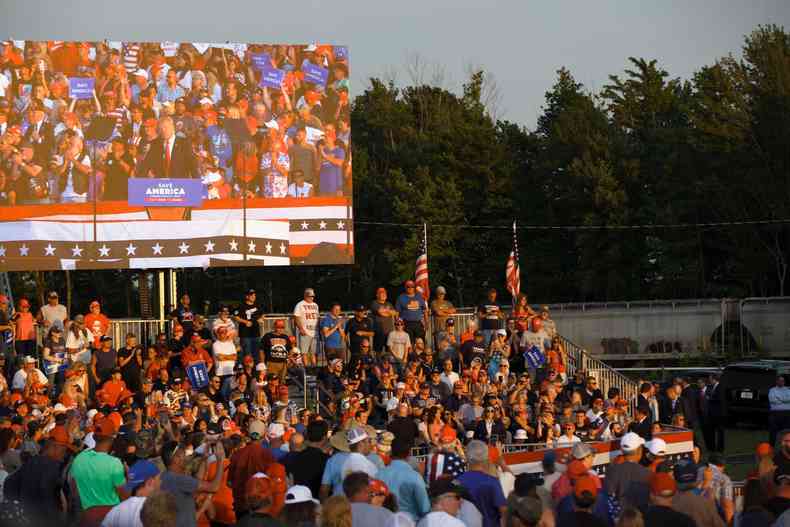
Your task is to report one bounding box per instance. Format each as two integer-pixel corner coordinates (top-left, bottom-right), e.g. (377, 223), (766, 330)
(415, 223), (430, 301)
(506, 220), (521, 301)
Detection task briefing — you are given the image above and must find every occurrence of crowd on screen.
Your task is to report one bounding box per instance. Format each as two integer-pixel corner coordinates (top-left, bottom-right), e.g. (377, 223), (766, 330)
(0, 283), (785, 527)
(0, 40), (351, 205)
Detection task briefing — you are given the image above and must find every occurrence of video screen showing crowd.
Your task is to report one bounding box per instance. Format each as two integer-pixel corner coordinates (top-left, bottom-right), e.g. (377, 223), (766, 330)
(0, 40), (351, 206)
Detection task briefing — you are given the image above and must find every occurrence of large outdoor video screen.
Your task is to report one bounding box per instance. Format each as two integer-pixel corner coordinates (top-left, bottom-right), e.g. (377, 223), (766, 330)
(0, 40), (352, 270)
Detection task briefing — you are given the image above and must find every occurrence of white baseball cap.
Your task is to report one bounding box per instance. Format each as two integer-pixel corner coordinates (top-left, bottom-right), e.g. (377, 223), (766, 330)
(285, 485), (319, 505)
(267, 422), (285, 439)
(255, 362), (267, 372)
(646, 438), (667, 456)
(620, 432), (645, 452)
(346, 427), (369, 446)
(514, 429), (528, 440)
(198, 97), (214, 106)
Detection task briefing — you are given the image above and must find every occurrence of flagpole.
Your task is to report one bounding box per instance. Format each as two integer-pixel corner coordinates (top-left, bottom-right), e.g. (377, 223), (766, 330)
(423, 222), (428, 260)
(512, 219), (517, 309)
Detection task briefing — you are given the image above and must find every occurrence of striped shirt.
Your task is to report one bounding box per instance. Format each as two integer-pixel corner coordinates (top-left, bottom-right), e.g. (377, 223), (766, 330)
(122, 44), (141, 73)
(104, 105), (130, 129)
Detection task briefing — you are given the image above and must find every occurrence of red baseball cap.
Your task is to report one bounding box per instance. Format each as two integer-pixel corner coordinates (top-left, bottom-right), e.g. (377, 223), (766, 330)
(404, 280), (415, 287)
(94, 415), (119, 438)
(649, 472), (677, 496)
(756, 442), (773, 457)
(574, 475), (599, 499)
(567, 460), (587, 480)
(50, 425), (78, 451)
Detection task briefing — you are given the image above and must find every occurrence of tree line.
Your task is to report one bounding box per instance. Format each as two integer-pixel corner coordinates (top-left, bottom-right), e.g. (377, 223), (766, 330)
(9, 25), (790, 317)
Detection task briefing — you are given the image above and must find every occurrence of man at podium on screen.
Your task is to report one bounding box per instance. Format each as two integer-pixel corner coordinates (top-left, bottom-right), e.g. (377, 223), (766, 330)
(138, 115), (197, 178)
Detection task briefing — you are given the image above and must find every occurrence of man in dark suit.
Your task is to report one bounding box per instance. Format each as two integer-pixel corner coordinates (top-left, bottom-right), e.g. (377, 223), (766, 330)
(23, 100), (54, 165)
(703, 373), (725, 452)
(637, 382), (655, 421)
(629, 404), (653, 440)
(138, 115), (197, 178)
(680, 378), (701, 428)
(473, 406), (507, 443)
(658, 384), (694, 426)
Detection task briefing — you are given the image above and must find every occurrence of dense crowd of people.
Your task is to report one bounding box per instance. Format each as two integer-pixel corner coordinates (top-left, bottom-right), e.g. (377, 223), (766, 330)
(0, 40), (351, 204)
(0, 282), (784, 527)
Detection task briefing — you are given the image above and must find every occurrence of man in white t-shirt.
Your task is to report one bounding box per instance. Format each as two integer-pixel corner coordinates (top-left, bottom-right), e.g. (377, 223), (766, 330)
(555, 422), (582, 447)
(417, 478), (466, 527)
(212, 327), (237, 399)
(0, 72), (9, 98)
(341, 428), (378, 480)
(101, 459), (161, 527)
(293, 288), (319, 367)
(287, 169), (314, 198)
(12, 356), (48, 391)
(38, 291), (68, 331)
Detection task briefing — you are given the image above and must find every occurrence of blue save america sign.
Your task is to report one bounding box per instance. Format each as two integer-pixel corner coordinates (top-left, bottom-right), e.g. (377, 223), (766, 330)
(128, 178), (204, 207)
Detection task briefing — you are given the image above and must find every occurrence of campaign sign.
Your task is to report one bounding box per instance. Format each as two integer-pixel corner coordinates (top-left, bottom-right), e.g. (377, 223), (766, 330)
(333, 46), (348, 60)
(250, 53), (271, 71)
(128, 178), (204, 207)
(186, 361), (209, 389)
(524, 345), (546, 369)
(302, 63), (329, 86)
(260, 65), (286, 90)
(69, 77), (95, 100)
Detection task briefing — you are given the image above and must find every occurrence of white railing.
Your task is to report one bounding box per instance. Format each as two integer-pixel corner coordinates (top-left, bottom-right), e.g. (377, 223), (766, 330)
(31, 308), (639, 408)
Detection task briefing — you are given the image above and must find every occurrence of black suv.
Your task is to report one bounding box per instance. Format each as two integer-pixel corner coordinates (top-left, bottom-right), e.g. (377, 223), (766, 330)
(721, 360), (790, 423)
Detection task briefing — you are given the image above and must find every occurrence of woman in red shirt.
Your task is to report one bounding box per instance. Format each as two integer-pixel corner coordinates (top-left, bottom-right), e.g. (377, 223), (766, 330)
(12, 298), (36, 358)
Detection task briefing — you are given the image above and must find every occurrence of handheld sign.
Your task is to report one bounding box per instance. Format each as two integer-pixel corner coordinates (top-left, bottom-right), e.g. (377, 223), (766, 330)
(524, 345), (546, 369)
(302, 63), (329, 87)
(333, 46), (348, 60)
(69, 77), (95, 100)
(186, 361), (209, 389)
(161, 41), (179, 57)
(250, 53), (271, 71)
(304, 126), (324, 145)
(259, 65), (286, 90)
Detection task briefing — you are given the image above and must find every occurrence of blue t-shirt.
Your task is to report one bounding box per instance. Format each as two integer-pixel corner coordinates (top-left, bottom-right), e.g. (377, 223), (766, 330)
(318, 145), (345, 195)
(321, 452), (350, 495)
(457, 470), (506, 527)
(395, 293), (427, 322)
(319, 314), (344, 348)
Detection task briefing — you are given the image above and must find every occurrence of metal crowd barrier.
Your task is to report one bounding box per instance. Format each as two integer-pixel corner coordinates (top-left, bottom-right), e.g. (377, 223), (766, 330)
(30, 308), (637, 411)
